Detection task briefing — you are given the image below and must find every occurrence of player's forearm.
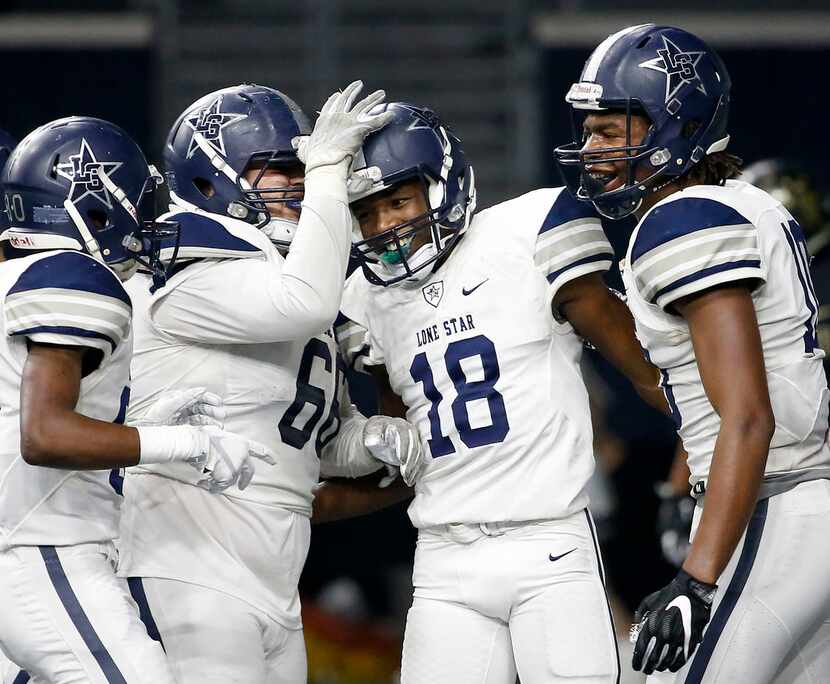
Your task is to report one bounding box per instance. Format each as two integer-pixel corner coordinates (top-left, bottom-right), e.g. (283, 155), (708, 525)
(563, 285), (668, 413)
(21, 410), (140, 469)
(274, 164), (352, 334)
(311, 476), (414, 524)
(682, 412), (772, 584)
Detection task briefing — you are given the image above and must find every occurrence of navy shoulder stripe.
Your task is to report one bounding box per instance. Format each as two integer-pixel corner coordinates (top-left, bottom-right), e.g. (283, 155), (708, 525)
(539, 188), (600, 235)
(161, 213), (262, 254)
(9, 252), (130, 307)
(633, 197), (752, 262)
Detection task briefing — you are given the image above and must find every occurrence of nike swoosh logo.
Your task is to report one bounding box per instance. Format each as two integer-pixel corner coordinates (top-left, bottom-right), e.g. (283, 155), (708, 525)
(666, 595), (693, 658)
(462, 279), (489, 296)
(548, 548), (577, 562)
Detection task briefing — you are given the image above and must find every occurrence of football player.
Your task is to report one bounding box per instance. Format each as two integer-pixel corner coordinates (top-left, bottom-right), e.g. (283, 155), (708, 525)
(0, 117), (271, 683)
(116, 82), (419, 683)
(557, 24), (830, 682)
(335, 102), (671, 684)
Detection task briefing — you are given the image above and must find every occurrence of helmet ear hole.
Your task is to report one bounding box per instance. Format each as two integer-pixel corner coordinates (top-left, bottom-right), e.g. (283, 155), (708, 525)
(193, 177), (215, 199)
(87, 209), (108, 230)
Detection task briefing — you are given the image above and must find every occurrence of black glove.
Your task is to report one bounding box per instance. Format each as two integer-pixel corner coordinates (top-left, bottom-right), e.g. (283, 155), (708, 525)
(656, 491), (695, 567)
(630, 569), (717, 675)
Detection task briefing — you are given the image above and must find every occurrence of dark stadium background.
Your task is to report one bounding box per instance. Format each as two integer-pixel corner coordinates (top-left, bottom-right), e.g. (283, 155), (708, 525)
(2, 2), (828, 682)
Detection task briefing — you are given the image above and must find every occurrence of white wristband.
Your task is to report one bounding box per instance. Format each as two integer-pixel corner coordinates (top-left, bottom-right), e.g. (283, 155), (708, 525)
(136, 425), (203, 465)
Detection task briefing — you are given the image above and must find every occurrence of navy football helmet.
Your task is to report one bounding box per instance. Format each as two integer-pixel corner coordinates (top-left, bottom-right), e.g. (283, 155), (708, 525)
(349, 102), (476, 286)
(164, 84), (310, 249)
(0, 117), (174, 282)
(555, 24), (731, 219)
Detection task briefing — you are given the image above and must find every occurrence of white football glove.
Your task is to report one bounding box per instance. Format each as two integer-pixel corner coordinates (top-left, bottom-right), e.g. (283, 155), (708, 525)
(362, 416), (427, 488)
(296, 80), (394, 174)
(192, 426), (276, 493)
(137, 387), (225, 428)
(136, 425), (276, 493)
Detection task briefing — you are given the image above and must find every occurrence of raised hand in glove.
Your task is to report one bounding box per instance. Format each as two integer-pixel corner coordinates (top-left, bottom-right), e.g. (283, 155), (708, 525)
(363, 415), (427, 487)
(631, 569), (717, 675)
(296, 80), (393, 174)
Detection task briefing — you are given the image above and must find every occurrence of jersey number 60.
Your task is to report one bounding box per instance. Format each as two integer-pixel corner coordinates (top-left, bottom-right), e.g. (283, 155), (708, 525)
(410, 334), (510, 457)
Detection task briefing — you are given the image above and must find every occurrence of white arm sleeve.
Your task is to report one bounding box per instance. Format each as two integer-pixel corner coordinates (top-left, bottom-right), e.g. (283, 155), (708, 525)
(319, 378), (383, 479)
(150, 164), (353, 344)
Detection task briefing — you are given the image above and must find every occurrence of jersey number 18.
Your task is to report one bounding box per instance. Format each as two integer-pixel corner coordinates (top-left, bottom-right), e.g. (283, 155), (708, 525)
(410, 334), (510, 457)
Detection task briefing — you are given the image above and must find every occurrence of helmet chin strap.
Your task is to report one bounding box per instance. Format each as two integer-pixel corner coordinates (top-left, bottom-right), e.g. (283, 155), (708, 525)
(97, 166), (140, 225)
(63, 166), (144, 267)
(63, 198), (104, 263)
(192, 131), (242, 187)
(191, 130), (268, 225)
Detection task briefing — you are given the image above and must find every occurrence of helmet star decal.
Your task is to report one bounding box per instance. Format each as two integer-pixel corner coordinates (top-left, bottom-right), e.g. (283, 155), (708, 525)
(56, 138), (123, 209)
(185, 96), (246, 159)
(638, 35), (706, 104)
(404, 104), (440, 132)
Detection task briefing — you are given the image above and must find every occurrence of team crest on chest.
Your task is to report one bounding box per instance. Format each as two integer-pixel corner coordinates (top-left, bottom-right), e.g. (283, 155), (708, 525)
(422, 280), (444, 308)
(56, 138), (123, 209)
(185, 96), (246, 159)
(638, 35), (706, 104)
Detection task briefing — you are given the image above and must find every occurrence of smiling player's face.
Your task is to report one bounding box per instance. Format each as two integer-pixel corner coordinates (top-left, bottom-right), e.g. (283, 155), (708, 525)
(352, 179), (432, 261)
(242, 162), (305, 221)
(579, 111), (652, 194)
(353, 179), (429, 240)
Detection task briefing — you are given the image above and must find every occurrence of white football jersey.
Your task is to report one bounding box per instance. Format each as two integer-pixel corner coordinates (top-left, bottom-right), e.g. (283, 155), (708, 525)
(622, 180), (830, 489)
(0, 251), (132, 550)
(339, 188), (614, 529)
(118, 208), (347, 627)
(124, 210), (344, 513)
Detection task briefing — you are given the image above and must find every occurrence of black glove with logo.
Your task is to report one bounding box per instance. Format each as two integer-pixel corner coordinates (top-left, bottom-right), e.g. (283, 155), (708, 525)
(630, 569), (717, 675)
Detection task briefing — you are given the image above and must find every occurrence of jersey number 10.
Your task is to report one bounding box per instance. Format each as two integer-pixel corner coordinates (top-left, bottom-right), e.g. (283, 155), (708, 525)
(409, 334), (510, 457)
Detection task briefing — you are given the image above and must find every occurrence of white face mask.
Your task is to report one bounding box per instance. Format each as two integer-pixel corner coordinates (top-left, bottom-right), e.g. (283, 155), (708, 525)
(260, 216), (298, 246)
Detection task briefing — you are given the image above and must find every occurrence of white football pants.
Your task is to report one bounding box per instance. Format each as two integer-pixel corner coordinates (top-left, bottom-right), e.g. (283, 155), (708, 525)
(647, 478), (830, 684)
(140, 577), (307, 684)
(0, 542), (173, 684)
(401, 510), (620, 684)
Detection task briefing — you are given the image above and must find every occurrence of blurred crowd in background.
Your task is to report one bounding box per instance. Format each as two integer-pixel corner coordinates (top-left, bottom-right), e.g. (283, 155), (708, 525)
(2, 2), (828, 682)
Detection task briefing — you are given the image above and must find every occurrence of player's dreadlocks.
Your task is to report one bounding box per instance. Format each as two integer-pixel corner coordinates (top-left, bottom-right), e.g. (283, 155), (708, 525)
(680, 119), (743, 186)
(687, 151), (743, 186)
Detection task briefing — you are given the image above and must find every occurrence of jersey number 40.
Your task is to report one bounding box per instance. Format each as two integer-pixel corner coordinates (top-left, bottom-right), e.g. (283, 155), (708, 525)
(410, 334), (510, 457)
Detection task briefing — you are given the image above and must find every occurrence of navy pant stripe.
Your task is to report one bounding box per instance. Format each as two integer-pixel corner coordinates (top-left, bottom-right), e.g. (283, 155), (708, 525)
(38, 546), (128, 684)
(585, 509), (621, 684)
(684, 497), (769, 684)
(127, 577), (165, 650)
(12, 671), (30, 684)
